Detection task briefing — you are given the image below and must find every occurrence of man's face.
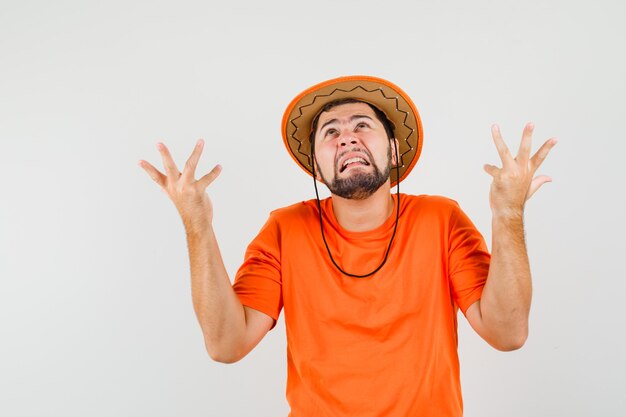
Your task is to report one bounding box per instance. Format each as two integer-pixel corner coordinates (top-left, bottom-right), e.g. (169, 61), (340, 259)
(312, 102), (396, 200)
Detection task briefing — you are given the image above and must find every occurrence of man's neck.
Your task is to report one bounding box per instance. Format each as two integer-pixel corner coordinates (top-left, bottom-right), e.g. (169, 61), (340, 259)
(330, 184), (395, 232)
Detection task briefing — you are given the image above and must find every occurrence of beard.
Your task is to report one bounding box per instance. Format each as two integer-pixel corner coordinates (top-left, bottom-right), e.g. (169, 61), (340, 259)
(317, 145), (392, 200)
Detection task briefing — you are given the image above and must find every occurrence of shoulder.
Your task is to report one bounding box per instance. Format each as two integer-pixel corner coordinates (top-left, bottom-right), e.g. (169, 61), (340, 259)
(267, 199), (319, 224)
(247, 200), (317, 245)
(401, 194), (461, 216)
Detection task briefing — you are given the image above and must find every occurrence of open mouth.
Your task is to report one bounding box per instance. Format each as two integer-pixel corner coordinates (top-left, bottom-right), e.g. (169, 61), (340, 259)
(340, 157), (370, 173)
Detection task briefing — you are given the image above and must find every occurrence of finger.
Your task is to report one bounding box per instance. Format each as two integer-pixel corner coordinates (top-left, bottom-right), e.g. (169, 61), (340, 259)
(138, 160), (167, 188)
(530, 137), (558, 172)
(197, 164), (223, 190)
(491, 124), (515, 167)
(483, 163), (500, 177)
(526, 175), (553, 201)
(157, 142), (181, 181)
(516, 122), (534, 165)
(181, 139), (205, 182)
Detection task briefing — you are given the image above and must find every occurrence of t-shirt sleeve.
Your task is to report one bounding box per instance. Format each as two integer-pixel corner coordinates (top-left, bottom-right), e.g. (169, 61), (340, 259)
(447, 203), (491, 315)
(232, 213), (283, 331)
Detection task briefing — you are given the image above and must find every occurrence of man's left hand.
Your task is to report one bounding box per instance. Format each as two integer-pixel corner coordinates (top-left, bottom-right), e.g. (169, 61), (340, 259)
(484, 122), (558, 218)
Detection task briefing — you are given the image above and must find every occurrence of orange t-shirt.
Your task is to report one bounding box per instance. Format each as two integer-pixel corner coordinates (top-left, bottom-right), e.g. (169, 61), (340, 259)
(233, 194), (490, 417)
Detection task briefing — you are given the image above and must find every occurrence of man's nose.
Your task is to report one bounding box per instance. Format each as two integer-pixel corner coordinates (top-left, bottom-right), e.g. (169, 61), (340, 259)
(338, 130), (358, 147)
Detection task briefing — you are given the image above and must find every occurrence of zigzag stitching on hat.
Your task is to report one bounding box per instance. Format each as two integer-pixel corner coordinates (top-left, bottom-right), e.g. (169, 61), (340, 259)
(289, 86), (415, 171)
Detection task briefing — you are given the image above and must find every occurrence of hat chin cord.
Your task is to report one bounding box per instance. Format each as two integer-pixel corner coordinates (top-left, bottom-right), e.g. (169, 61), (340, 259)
(311, 140), (401, 278)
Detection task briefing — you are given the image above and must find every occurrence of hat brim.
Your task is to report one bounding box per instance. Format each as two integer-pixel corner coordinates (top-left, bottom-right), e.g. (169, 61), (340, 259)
(281, 75), (423, 186)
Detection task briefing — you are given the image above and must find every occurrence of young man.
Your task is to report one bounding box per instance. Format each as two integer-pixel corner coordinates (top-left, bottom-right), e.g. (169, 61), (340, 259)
(139, 76), (557, 416)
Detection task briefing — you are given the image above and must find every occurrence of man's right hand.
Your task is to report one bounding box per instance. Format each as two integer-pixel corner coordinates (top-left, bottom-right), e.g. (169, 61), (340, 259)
(138, 139), (222, 230)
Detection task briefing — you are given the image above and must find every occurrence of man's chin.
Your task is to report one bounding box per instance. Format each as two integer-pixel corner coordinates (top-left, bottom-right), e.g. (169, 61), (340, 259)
(328, 172), (388, 200)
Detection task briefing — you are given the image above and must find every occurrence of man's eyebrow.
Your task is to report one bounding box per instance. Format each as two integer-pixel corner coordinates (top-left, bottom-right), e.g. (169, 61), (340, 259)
(319, 118), (338, 132)
(318, 115), (374, 132)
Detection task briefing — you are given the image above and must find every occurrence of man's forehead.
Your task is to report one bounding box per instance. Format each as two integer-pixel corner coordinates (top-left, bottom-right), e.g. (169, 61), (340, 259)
(317, 102), (376, 125)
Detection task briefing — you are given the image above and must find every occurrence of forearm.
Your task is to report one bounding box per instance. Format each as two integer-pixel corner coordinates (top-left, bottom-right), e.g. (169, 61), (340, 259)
(186, 223), (246, 361)
(480, 212), (531, 348)
(473, 121), (556, 350)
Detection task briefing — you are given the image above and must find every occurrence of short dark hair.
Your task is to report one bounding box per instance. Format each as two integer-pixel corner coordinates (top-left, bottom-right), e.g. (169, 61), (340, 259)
(308, 98), (395, 144)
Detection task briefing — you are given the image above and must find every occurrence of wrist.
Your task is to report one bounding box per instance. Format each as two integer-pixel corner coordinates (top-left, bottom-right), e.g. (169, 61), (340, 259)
(491, 207), (524, 222)
(183, 215), (214, 236)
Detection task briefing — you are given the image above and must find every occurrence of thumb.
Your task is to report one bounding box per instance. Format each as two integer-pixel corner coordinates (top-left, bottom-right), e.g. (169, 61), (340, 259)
(483, 164), (499, 177)
(526, 175), (552, 201)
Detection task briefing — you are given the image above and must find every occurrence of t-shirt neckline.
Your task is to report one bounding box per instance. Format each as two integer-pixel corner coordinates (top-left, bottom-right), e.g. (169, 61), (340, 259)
(322, 193), (402, 239)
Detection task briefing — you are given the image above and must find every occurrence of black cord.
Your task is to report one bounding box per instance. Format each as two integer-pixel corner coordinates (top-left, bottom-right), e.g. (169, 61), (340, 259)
(311, 139), (401, 278)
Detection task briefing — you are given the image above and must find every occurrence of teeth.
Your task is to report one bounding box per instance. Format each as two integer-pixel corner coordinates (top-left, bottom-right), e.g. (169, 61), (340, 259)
(342, 157), (367, 168)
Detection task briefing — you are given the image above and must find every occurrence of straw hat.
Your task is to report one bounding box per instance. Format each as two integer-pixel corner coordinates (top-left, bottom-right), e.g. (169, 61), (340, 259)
(281, 75), (423, 185)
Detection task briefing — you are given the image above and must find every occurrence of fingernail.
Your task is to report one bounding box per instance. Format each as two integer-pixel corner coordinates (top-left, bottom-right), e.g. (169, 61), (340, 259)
(528, 122), (534, 130)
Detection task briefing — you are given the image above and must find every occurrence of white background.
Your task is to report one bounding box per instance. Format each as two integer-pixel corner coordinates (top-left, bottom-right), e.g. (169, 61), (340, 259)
(1, 0), (625, 415)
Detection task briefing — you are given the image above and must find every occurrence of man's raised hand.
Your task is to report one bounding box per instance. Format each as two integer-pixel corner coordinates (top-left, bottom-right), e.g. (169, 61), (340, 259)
(483, 123), (557, 218)
(138, 139), (222, 229)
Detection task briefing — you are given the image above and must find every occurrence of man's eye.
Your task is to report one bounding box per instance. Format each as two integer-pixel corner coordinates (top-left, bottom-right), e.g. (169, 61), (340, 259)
(356, 122), (369, 129)
(325, 129), (338, 136)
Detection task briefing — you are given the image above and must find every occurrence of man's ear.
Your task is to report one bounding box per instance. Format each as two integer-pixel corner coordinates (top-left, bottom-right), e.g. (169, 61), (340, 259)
(390, 138), (400, 166)
(310, 136), (323, 180)
(312, 158), (322, 181)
